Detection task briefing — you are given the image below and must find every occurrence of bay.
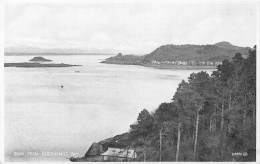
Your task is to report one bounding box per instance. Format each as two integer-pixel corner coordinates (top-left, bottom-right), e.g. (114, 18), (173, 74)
(4, 55), (214, 162)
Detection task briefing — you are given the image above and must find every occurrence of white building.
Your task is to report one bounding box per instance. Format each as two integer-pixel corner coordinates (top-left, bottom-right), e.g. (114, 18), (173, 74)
(102, 147), (137, 162)
(215, 62), (222, 66)
(182, 61), (188, 65)
(176, 61), (182, 65)
(206, 61), (214, 66)
(151, 60), (157, 64)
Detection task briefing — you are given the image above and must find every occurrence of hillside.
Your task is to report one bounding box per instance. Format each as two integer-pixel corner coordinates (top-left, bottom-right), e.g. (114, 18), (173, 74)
(71, 46), (256, 162)
(214, 41), (244, 50)
(143, 42), (251, 62)
(78, 46), (256, 162)
(102, 42), (251, 67)
(101, 53), (145, 65)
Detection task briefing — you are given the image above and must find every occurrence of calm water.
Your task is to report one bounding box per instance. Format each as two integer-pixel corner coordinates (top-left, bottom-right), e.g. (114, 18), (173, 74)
(4, 55), (214, 162)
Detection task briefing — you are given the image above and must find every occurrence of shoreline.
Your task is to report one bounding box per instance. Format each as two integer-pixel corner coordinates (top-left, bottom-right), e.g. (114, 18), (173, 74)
(101, 61), (217, 70)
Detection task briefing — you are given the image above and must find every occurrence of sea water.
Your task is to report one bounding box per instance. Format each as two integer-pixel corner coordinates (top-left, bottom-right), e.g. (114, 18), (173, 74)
(4, 55), (214, 161)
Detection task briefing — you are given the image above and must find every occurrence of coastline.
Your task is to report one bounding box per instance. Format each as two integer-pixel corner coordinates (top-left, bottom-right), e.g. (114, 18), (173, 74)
(101, 61), (217, 70)
(69, 133), (136, 162)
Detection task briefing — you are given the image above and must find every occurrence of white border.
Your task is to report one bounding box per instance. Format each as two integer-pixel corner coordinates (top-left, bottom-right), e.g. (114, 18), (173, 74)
(0, 0), (259, 164)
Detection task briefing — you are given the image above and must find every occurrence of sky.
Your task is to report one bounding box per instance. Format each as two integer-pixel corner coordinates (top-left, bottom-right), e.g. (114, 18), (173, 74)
(4, 1), (257, 54)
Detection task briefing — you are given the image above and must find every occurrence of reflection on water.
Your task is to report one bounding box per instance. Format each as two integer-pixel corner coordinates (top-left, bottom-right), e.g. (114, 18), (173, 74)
(4, 55), (214, 161)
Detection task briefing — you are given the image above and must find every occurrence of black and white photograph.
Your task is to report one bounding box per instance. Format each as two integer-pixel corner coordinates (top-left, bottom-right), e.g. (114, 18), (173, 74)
(1, 0), (259, 162)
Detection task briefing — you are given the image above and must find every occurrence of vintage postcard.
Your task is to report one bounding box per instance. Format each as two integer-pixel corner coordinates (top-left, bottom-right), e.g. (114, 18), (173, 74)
(1, 0), (259, 163)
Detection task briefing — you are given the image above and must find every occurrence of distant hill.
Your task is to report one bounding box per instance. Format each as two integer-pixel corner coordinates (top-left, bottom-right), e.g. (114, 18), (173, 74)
(102, 42), (252, 66)
(5, 52), (115, 56)
(4, 45), (118, 54)
(5, 46), (86, 53)
(143, 42), (251, 62)
(214, 41), (244, 50)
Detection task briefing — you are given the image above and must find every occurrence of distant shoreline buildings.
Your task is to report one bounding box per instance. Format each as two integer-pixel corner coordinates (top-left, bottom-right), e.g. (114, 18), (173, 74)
(151, 60), (222, 66)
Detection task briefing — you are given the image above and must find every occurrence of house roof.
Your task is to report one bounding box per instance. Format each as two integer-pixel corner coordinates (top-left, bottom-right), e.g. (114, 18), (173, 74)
(101, 147), (137, 159)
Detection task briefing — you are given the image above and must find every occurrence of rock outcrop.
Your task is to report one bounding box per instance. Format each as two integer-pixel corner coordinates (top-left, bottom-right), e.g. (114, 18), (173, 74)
(29, 56), (52, 62)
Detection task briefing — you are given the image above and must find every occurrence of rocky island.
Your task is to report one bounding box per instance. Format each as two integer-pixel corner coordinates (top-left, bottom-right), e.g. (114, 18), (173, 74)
(4, 62), (81, 67)
(4, 56), (81, 67)
(29, 56), (52, 62)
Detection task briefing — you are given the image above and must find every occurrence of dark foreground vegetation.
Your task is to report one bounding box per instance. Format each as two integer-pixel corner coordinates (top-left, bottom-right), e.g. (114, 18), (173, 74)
(70, 46), (256, 162)
(81, 46), (256, 162)
(127, 46), (256, 162)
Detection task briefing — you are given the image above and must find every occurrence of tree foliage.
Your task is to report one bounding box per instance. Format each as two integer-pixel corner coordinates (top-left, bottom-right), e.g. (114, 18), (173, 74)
(129, 46), (256, 161)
